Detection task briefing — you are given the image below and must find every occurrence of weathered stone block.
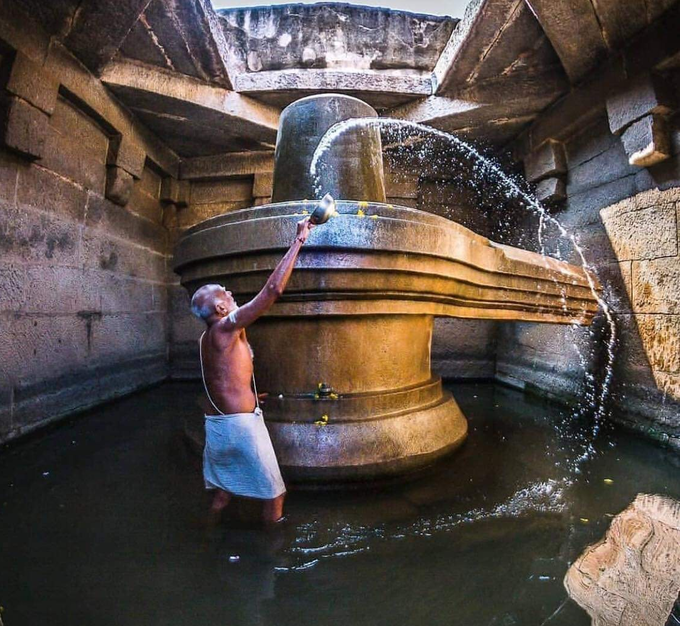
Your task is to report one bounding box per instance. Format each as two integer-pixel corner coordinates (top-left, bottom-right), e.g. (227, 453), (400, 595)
(128, 168), (163, 224)
(178, 200), (250, 228)
(107, 135), (146, 179)
(80, 230), (167, 280)
(654, 372), (680, 402)
(386, 177), (420, 200)
(152, 283), (169, 313)
(600, 202), (677, 261)
(606, 73), (675, 136)
(105, 166), (134, 206)
(94, 354), (168, 402)
(89, 312), (167, 363)
(40, 98), (108, 192)
(0, 314), (90, 385)
(0, 263), (25, 312)
(17, 162), (87, 221)
(633, 257), (680, 314)
(556, 224), (618, 266)
(23, 266), (99, 314)
(598, 261), (633, 314)
(566, 140), (636, 196)
(5, 51), (59, 115)
(535, 177), (566, 205)
(565, 494), (680, 626)
(190, 178), (253, 205)
(622, 114), (671, 167)
(0, 148), (20, 207)
(85, 192), (167, 253)
(98, 273), (155, 314)
(133, 165), (158, 195)
(636, 315), (680, 374)
(0, 94), (49, 159)
(524, 139), (566, 183)
(564, 175), (637, 219)
(0, 205), (80, 264)
(253, 172), (273, 198)
(160, 177), (189, 207)
(565, 117), (617, 169)
(496, 334), (587, 404)
(431, 318), (497, 379)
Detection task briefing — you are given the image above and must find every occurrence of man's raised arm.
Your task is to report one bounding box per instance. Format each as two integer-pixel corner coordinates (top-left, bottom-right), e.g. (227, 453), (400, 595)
(219, 219), (313, 331)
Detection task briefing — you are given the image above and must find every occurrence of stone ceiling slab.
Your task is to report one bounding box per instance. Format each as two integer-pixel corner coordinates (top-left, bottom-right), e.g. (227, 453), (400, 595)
(217, 4), (457, 76)
(234, 69), (433, 111)
(101, 58), (279, 156)
(387, 70), (566, 148)
(64, 0), (154, 75)
(120, 0), (236, 87)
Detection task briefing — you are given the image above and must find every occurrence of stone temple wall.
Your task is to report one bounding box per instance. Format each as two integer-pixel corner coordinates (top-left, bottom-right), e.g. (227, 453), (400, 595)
(0, 15), (179, 443)
(496, 114), (680, 445)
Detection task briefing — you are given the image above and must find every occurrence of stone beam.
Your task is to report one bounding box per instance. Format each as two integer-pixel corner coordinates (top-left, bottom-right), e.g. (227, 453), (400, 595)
(387, 71), (565, 136)
(101, 59), (279, 146)
(234, 69), (433, 99)
(64, 0), (154, 75)
(606, 72), (675, 135)
(180, 151), (274, 181)
(524, 0), (609, 84)
(433, 0), (526, 94)
(515, 2), (680, 158)
(606, 72), (676, 168)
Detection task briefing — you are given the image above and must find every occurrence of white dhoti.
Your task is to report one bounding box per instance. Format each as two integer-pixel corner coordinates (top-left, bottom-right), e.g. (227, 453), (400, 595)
(203, 408), (286, 500)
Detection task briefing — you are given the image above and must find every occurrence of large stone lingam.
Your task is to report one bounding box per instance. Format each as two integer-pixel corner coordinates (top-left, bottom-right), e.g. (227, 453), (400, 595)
(174, 94), (599, 484)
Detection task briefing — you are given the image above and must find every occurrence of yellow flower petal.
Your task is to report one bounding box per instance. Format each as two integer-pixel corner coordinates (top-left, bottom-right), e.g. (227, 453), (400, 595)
(356, 209), (365, 217)
(603, 478), (614, 484)
(358, 201), (369, 208)
(370, 215), (378, 219)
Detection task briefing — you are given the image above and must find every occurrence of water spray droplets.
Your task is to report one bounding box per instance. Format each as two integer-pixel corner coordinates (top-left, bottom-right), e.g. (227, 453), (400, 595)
(310, 116), (618, 476)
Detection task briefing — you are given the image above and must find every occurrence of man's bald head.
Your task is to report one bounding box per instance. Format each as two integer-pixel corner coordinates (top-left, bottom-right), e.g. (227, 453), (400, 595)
(191, 284), (236, 322)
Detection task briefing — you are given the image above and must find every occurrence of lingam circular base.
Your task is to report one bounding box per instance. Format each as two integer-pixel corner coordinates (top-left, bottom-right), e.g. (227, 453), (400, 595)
(174, 95), (598, 485)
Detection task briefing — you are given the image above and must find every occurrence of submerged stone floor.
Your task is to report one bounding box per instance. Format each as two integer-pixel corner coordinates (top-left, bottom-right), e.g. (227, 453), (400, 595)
(0, 382), (679, 626)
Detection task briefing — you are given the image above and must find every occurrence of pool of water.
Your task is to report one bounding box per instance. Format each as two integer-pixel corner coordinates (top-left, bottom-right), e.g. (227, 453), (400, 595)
(1, 381), (678, 626)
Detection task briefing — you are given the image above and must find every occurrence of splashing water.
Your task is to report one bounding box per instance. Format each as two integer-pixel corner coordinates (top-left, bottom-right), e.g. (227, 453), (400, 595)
(276, 479), (567, 573)
(310, 118), (617, 474)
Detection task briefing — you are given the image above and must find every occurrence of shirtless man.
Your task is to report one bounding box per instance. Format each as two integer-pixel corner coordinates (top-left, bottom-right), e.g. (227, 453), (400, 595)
(190, 218), (314, 523)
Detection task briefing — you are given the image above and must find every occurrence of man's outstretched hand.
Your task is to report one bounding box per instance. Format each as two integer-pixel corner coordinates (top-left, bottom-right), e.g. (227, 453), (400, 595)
(296, 218), (314, 244)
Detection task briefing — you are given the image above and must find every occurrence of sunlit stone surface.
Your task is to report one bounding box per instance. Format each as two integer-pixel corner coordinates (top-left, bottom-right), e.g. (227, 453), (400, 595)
(565, 493), (680, 626)
(174, 94), (600, 483)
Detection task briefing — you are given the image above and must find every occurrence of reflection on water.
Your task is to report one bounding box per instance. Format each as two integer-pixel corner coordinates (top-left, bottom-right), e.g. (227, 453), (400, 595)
(0, 382), (678, 626)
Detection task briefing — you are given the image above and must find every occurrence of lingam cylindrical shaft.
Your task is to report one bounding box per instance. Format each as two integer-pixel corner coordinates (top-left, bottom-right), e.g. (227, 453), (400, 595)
(271, 94), (386, 203)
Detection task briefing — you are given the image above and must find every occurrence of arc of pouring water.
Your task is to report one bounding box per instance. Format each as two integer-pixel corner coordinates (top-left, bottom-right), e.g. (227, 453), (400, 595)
(310, 117), (617, 469)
